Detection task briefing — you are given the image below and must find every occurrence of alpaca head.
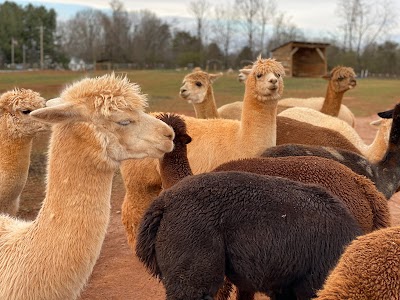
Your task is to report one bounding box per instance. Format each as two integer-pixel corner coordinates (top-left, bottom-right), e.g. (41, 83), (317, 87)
(0, 88), (48, 139)
(179, 71), (222, 104)
(30, 73), (174, 163)
(243, 56), (285, 102)
(323, 66), (357, 93)
(238, 64), (253, 83)
(156, 113), (192, 147)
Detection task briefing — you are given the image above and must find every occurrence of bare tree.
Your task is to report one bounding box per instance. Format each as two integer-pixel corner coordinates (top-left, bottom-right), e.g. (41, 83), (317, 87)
(188, 0), (210, 43)
(336, 0), (397, 57)
(59, 9), (105, 64)
(234, 0), (261, 54)
(268, 12), (303, 54)
(258, 0), (277, 56)
(212, 1), (236, 68)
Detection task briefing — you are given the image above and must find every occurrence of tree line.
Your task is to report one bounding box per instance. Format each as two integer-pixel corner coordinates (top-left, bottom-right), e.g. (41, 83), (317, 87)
(0, 0), (398, 75)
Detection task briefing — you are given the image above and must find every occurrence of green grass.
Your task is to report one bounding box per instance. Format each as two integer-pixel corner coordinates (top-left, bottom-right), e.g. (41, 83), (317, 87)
(0, 69), (398, 117)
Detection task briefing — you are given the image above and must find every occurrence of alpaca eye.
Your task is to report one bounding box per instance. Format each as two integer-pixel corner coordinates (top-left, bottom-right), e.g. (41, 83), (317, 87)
(195, 82), (202, 87)
(21, 110), (32, 115)
(118, 120), (132, 126)
(256, 74), (262, 78)
(338, 77), (344, 81)
(275, 73), (281, 78)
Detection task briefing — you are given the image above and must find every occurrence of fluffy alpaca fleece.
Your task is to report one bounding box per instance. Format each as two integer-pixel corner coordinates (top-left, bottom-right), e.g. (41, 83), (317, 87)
(278, 106), (389, 163)
(121, 57), (286, 249)
(0, 73), (174, 300)
(214, 156), (390, 234)
(219, 66), (356, 126)
(262, 118), (398, 199)
(136, 171), (362, 300)
(0, 88), (47, 215)
(179, 70), (223, 119)
(316, 226), (400, 300)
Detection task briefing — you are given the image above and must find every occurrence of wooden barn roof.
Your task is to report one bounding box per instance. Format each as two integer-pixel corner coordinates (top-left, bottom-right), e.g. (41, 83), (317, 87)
(271, 41), (330, 52)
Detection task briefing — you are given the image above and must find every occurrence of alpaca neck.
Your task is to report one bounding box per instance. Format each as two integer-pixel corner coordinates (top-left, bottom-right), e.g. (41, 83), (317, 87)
(320, 84), (344, 116)
(160, 145), (192, 189)
(364, 126), (389, 163)
(192, 87), (219, 119)
(240, 88), (278, 149)
(0, 130), (32, 214)
(30, 123), (114, 281)
(377, 144), (400, 198)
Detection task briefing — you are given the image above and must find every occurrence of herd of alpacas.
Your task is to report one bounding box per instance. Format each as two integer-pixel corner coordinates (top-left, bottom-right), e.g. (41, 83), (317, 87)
(0, 56), (399, 300)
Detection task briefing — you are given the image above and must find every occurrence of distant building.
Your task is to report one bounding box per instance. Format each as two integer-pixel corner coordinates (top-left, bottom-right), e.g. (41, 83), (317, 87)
(271, 41), (330, 77)
(68, 57), (86, 71)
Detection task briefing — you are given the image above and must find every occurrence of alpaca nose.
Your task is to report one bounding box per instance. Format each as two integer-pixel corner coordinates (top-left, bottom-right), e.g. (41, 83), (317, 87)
(180, 88), (186, 94)
(269, 78), (277, 84)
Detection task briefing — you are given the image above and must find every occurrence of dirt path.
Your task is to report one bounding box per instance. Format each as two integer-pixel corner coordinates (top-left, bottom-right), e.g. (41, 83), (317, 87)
(18, 116), (400, 300)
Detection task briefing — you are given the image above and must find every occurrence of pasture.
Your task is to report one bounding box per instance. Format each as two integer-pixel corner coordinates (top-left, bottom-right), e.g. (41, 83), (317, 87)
(1, 69), (400, 299)
(0, 69), (398, 116)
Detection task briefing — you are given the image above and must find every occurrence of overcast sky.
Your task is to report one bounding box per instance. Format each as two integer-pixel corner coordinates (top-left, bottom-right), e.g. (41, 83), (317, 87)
(1, 0), (400, 42)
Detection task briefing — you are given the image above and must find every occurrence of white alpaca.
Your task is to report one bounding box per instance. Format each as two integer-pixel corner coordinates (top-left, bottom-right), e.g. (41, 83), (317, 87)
(0, 88), (47, 215)
(0, 73), (174, 300)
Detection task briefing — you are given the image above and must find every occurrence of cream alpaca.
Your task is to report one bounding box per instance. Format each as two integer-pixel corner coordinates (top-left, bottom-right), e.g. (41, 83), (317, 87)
(179, 70), (223, 119)
(0, 88), (47, 215)
(218, 66), (356, 127)
(0, 74), (174, 300)
(278, 107), (390, 163)
(121, 57), (286, 249)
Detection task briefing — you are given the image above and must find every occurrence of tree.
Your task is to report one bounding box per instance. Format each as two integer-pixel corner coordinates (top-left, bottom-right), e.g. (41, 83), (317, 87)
(172, 30), (201, 67)
(258, 0), (277, 56)
(187, 0), (209, 67)
(336, 0), (397, 68)
(234, 0), (261, 54)
(131, 10), (172, 68)
(212, 1), (236, 68)
(59, 9), (105, 64)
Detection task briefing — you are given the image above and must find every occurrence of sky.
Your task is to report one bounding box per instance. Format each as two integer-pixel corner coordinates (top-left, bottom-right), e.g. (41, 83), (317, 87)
(1, 0), (400, 42)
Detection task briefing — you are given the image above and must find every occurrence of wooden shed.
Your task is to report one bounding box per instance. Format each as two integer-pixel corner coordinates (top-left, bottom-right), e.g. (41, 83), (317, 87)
(271, 41), (330, 77)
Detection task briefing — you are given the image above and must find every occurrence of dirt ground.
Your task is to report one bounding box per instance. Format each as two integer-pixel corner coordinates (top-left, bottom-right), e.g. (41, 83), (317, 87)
(18, 116), (400, 300)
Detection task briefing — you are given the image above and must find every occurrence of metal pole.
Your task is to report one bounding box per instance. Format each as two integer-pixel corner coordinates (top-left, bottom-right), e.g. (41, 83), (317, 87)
(40, 25), (44, 69)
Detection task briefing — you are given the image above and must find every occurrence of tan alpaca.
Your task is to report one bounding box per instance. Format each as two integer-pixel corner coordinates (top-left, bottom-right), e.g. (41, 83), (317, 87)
(218, 66), (357, 127)
(278, 107), (390, 163)
(121, 57), (286, 249)
(0, 88), (47, 215)
(179, 70), (223, 119)
(0, 74), (174, 300)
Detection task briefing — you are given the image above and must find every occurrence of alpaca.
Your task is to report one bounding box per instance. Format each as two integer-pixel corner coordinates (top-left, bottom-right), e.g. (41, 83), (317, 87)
(180, 67), (387, 163)
(179, 70), (223, 119)
(121, 57), (286, 250)
(214, 156), (390, 234)
(218, 66), (357, 127)
(315, 226), (400, 300)
(261, 118), (399, 199)
(136, 172), (362, 300)
(0, 88), (48, 215)
(277, 107), (389, 163)
(0, 73), (174, 300)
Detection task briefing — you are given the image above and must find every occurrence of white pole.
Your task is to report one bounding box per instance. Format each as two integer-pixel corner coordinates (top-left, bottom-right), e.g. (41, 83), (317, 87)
(40, 25), (44, 69)
(11, 38), (15, 68)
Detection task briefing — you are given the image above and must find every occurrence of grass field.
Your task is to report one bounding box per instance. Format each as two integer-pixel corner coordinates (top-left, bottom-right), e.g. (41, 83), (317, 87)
(0, 69), (398, 117)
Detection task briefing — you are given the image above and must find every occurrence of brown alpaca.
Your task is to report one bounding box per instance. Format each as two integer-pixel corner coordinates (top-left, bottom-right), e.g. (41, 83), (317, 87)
(179, 70), (223, 119)
(0, 88), (47, 215)
(121, 57), (286, 250)
(219, 65), (357, 127)
(316, 226), (400, 300)
(0, 74), (174, 300)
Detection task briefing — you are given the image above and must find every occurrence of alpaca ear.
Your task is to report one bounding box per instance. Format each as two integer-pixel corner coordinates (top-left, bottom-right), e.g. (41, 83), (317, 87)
(209, 72), (223, 83)
(240, 68), (252, 75)
(370, 119), (382, 126)
(377, 109), (394, 119)
(46, 97), (64, 107)
(322, 73), (331, 80)
(183, 133), (192, 145)
(30, 103), (82, 124)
